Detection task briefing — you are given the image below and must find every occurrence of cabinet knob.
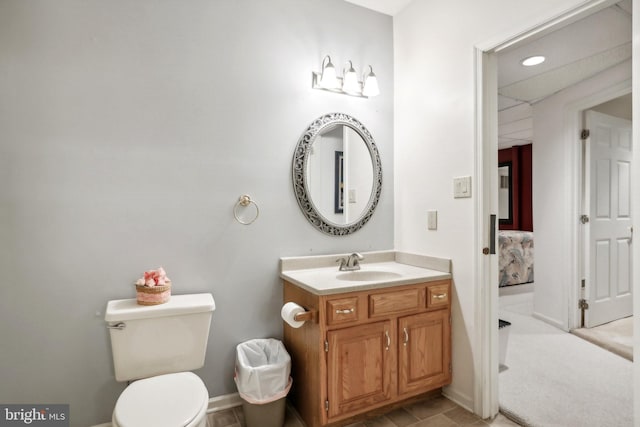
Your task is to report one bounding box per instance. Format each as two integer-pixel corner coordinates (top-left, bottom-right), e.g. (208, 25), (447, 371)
(335, 308), (355, 314)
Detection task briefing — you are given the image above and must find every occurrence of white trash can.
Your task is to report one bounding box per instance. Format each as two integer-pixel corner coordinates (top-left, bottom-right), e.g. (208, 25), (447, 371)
(235, 338), (292, 427)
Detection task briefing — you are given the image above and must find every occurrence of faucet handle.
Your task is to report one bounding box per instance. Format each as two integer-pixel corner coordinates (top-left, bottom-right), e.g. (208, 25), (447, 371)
(346, 252), (364, 270)
(336, 257), (347, 269)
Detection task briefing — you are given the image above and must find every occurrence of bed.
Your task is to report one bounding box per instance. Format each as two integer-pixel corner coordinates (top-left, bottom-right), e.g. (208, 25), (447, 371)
(498, 230), (534, 287)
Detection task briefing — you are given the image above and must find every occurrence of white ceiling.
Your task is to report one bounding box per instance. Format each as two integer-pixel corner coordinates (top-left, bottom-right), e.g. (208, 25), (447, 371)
(342, 0), (633, 149)
(343, 0), (412, 16)
(498, 2), (631, 105)
(497, 0), (631, 148)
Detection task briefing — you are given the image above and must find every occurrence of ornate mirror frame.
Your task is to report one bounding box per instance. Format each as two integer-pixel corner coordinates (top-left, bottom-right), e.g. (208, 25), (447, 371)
(292, 113), (383, 236)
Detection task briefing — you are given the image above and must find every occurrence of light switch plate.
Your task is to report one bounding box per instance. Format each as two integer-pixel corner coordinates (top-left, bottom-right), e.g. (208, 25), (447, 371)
(453, 176), (472, 198)
(427, 210), (437, 230)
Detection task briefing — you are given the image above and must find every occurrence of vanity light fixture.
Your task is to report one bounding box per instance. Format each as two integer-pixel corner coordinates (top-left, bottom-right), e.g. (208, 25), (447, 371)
(312, 55), (379, 98)
(521, 55), (545, 67)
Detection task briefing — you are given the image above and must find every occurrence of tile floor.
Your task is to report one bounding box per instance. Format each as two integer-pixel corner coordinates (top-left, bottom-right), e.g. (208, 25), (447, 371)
(207, 395), (521, 427)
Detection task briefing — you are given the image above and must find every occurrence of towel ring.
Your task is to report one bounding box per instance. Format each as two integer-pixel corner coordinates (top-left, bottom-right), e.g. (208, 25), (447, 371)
(233, 195), (259, 225)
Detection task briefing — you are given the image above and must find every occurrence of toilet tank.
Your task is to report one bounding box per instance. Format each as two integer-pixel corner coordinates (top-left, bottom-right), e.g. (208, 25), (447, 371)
(105, 293), (215, 382)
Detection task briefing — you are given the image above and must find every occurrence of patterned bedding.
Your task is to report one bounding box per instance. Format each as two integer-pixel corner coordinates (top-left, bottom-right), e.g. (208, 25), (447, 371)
(498, 230), (534, 287)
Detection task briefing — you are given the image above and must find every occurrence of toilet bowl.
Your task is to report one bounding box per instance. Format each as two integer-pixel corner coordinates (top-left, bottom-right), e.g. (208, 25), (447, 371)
(105, 294), (215, 427)
(112, 372), (208, 427)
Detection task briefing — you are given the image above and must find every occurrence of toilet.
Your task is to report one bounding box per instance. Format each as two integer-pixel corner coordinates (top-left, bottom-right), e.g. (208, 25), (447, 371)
(105, 293), (216, 427)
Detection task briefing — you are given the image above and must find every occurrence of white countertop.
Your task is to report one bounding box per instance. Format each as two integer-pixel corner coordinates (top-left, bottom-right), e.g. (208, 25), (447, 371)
(280, 251), (451, 295)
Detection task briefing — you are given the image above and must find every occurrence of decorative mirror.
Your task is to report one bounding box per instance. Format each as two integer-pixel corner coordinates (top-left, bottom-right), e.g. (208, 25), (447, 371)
(292, 113), (382, 235)
(498, 161), (513, 225)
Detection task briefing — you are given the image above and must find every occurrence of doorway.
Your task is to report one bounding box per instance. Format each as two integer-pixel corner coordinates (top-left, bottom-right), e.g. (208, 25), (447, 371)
(474, 0), (637, 420)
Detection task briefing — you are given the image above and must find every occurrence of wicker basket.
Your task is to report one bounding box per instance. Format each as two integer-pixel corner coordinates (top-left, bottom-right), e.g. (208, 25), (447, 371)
(135, 282), (171, 306)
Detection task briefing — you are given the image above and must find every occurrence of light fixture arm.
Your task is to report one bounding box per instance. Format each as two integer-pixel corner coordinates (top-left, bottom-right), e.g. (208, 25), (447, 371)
(344, 60), (355, 74)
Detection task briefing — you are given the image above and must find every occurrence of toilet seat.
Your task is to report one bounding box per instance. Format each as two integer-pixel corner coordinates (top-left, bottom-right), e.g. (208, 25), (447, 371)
(113, 372), (208, 427)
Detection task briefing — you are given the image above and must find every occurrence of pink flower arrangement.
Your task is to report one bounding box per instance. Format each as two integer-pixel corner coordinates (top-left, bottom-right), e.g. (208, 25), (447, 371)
(135, 267), (171, 287)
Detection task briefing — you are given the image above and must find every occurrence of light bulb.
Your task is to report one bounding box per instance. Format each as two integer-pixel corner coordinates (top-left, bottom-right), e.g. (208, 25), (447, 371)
(319, 56), (339, 89)
(362, 66), (379, 97)
(342, 61), (359, 94)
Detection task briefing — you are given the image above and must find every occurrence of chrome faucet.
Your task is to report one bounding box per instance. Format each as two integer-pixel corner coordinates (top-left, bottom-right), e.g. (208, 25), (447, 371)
(337, 252), (364, 271)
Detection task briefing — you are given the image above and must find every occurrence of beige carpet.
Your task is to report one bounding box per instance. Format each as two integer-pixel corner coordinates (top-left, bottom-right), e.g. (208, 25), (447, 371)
(499, 294), (633, 427)
(571, 316), (633, 361)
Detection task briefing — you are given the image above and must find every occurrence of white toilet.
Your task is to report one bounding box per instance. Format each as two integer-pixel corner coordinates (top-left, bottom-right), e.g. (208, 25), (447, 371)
(105, 293), (216, 427)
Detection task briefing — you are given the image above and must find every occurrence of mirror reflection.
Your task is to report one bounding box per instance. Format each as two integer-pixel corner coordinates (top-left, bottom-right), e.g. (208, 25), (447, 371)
(498, 162), (512, 224)
(306, 124), (374, 224)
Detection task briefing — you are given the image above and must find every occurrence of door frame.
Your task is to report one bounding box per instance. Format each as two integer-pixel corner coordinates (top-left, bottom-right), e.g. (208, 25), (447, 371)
(473, 0), (630, 418)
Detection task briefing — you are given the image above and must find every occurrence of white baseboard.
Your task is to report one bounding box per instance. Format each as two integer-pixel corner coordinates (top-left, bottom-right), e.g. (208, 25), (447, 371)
(532, 310), (567, 332)
(207, 392), (243, 413)
(442, 385), (474, 413)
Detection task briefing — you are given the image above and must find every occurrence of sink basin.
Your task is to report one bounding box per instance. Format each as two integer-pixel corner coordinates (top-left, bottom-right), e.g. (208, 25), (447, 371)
(336, 270), (403, 282)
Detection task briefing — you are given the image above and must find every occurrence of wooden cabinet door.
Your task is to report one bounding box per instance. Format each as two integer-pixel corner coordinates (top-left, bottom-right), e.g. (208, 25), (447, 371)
(326, 320), (394, 419)
(398, 310), (451, 396)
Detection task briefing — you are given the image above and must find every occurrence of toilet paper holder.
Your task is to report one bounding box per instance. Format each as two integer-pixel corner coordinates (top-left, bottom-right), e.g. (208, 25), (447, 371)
(282, 302), (316, 328)
(293, 310), (314, 322)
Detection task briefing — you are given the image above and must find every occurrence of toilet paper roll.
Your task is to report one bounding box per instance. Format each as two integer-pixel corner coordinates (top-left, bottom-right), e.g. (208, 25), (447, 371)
(281, 302), (306, 328)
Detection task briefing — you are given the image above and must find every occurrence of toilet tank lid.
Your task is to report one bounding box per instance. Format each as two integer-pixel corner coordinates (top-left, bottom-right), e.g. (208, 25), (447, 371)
(105, 293), (215, 322)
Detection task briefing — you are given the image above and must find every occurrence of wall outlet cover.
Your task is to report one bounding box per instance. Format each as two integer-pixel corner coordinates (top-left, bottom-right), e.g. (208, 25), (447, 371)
(427, 210), (437, 230)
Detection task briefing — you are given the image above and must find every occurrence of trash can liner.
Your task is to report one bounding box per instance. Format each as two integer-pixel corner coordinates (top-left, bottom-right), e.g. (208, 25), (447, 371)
(235, 376), (292, 405)
(235, 338), (292, 404)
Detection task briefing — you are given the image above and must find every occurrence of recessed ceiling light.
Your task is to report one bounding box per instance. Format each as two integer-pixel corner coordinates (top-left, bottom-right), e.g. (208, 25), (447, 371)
(521, 55), (546, 67)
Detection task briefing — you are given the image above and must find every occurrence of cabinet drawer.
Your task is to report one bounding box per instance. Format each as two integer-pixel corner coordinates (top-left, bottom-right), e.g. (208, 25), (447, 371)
(369, 288), (424, 317)
(427, 284), (450, 308)
(327, 297), (360, 325)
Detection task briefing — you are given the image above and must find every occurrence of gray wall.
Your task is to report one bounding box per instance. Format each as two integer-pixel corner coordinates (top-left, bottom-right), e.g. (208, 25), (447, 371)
(0, 1), (393, 425)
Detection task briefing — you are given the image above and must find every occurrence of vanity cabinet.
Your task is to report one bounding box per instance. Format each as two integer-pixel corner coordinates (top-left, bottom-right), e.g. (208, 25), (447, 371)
(283, 279), (451, 427)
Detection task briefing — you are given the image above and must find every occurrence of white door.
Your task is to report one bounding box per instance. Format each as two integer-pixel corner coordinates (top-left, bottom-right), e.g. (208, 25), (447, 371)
(584, 110), (633, 328)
